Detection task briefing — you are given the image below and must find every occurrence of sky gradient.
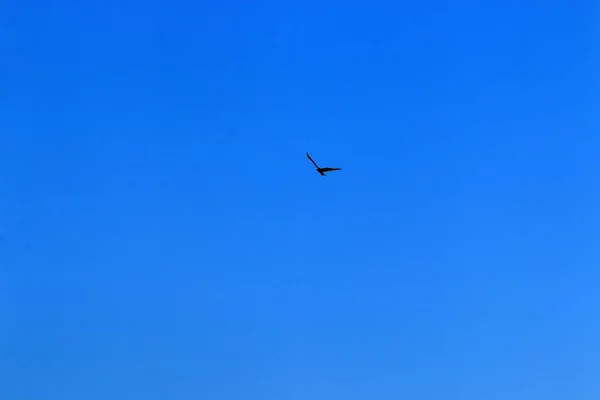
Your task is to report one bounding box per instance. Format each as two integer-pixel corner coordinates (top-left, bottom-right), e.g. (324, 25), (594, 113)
(1, 1), (599, 399)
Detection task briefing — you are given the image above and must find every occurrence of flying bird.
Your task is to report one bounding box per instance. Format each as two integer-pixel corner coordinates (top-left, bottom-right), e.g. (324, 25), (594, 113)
(306, 152), (342, 176)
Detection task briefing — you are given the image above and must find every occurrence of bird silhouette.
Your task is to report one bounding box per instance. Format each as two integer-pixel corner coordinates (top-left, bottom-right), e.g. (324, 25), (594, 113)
(306, 152), (342, 176)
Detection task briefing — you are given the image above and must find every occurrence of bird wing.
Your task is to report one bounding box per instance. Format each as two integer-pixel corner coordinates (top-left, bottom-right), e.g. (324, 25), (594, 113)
(306, 152), (320, 168)
(320, 167), (341, 172)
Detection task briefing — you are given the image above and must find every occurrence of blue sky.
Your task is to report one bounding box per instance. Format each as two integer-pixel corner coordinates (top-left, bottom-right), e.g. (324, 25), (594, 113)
(1, 1), (598, 399)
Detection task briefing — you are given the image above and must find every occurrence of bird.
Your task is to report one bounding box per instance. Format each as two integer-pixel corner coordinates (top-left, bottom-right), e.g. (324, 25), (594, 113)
(306, 152), (342, 176)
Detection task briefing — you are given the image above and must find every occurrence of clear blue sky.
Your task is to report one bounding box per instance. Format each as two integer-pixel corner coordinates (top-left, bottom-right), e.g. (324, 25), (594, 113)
(1, 1), (598, 399)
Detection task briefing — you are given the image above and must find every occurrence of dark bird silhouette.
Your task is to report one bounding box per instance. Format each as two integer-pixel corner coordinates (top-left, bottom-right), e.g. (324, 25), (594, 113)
(306, 152), (342, 176)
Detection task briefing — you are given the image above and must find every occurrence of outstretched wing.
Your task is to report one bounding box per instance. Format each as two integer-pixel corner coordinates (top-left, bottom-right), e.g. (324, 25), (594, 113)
(306, 152), (320, 169)
(320, 167), (341, 172)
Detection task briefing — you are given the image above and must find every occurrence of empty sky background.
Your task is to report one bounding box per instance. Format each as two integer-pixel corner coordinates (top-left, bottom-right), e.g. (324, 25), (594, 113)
(1, 1), (598, 399)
